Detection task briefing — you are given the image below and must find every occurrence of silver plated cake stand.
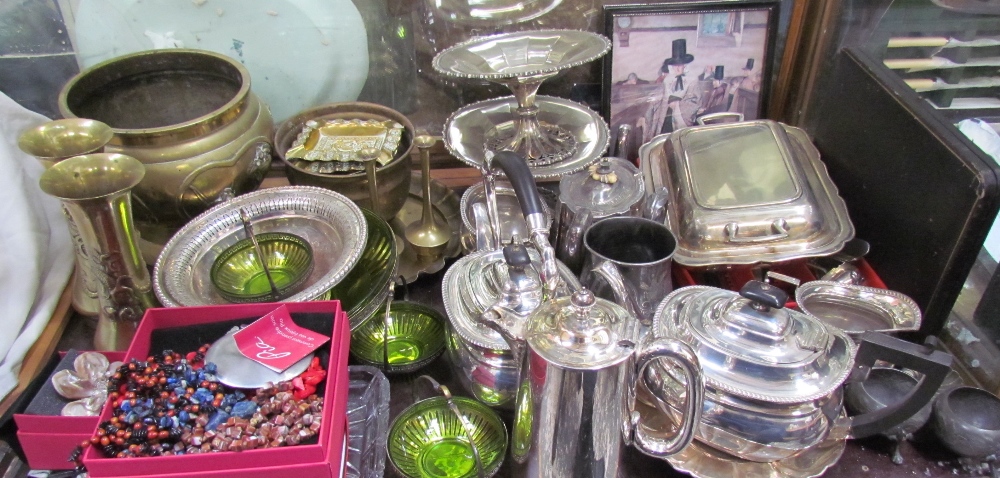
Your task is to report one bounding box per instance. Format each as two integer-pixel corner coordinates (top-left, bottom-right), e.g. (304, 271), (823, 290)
(434, 30), (610, 171)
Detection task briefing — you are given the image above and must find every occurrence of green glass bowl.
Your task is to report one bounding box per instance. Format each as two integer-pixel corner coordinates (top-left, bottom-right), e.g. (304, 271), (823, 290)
(328, 208), (398, 329)
(351, 302), (446, 373)
(388, 396), (508, 478)
(210, 232), (314, 303)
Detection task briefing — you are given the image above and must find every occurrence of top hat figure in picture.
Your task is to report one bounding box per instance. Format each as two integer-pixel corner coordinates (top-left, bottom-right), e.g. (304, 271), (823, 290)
(662, 39), (695, 69)
(744, 58), (755, 72)
(655, 38), (700, 135)
(713, 65), (725, 81)
(698, 65), (729, 118)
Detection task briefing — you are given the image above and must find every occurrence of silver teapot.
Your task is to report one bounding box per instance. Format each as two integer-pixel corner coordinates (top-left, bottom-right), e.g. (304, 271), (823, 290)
(554, 156), (645, 274)
(649, 280), (953, 462)
(443, 151), (580, 408)
(482, 289), (704, 477)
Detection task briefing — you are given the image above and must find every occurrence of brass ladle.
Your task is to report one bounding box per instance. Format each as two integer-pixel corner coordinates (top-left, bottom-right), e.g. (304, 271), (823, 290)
(239, 208), (281, 297)
(404, 135), (451, 259)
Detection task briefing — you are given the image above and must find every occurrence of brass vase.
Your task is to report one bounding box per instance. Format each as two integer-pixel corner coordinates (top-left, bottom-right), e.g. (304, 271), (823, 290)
(18, 118), (114, 319)
(38, 153), (159, 351)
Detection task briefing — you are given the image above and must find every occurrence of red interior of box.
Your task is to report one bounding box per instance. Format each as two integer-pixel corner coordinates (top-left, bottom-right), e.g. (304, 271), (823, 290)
(81, 301), (350, 478)
(672, 258), (887, 309)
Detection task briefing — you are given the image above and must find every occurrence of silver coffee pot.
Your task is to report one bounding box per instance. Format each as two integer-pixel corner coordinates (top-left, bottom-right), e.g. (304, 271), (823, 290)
(482, 289), (704, 477)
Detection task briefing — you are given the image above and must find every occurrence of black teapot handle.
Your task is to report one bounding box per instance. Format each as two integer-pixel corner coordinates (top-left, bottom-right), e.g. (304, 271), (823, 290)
(848, 332), (953, 439)
(489, 151), (545, 219)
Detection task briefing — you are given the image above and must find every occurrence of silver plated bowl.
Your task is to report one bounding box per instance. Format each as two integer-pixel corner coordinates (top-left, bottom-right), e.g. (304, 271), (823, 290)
(432, 29), (610, 80)
(154, 186), (367, 307)
(444, 95), (609, 179)
(795, 281), (921, 337)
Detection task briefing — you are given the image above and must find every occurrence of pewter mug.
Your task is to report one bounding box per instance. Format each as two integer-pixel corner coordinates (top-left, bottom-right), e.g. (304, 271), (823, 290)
(580, 216), (676, 326)
(39, 153), (159, 351)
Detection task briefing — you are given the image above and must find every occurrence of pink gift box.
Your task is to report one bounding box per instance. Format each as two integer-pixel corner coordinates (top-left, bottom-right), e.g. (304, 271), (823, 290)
(15, 351), (128, 470)
(80, 301), (350, 478)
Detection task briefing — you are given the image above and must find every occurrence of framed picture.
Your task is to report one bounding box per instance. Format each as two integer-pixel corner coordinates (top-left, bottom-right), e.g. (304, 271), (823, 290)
(602, 1), (780, 147)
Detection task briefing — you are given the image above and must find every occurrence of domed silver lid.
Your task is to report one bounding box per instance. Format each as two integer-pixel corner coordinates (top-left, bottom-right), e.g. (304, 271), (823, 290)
(558, 157), (645, 219)
(525, 289), (640, 370)
(653, 281), (856, 403)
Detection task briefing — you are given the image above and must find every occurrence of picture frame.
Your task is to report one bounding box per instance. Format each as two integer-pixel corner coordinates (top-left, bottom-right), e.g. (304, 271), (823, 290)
(602, 1), (780, 149)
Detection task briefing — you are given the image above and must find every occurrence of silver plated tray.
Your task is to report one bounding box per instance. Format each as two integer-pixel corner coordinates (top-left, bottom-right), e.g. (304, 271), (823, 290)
(795, 281), (921, 336)
(432, 29), (610, 80)
(634, 386), (846, 478)
(444, 95), (609, 179)
(154, 186), (367, 307)
(344, 365), (390, 478)
(389, 172), (462, 283)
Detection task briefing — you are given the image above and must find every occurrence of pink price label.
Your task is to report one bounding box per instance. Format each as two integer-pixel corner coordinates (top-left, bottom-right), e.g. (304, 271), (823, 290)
(233, 305), (330, 373)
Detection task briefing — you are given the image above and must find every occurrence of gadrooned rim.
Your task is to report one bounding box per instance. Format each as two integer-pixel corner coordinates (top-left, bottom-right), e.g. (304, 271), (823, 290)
(442, 95), (610, 179)
(432, 29), (611, 80)
(153, 186), (367, 307)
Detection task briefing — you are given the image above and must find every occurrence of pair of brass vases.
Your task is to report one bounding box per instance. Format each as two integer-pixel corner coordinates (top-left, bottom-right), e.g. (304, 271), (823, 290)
(20, 121), (155, 351)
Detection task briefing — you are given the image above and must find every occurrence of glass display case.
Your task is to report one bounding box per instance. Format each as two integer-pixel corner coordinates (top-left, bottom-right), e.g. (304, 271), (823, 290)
(784, 0), (1000, 392)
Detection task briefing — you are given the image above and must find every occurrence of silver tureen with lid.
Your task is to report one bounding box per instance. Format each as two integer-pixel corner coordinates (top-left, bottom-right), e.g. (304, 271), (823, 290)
(649, 280), (952, 462)
(640, 120), (854, 267)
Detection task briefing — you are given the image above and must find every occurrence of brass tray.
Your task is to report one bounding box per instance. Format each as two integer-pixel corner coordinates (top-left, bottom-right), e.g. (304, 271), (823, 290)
(389, 172), (461, 283)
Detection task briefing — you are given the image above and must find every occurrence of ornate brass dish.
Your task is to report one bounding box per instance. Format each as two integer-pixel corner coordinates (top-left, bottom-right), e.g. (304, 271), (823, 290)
(285, 118), (404, 172)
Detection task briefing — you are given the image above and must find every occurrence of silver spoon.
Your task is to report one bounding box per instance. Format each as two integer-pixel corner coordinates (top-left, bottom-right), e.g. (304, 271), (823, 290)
(239, 208), (280, 297)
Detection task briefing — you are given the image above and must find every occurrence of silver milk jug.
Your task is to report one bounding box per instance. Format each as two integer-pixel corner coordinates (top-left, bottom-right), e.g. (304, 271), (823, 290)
(482, 289), (704, 478)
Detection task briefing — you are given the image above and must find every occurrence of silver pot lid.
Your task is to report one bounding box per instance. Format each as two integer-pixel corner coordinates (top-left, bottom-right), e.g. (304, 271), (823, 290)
(526, 289), (639, 370)
(558, 157), (645, 218)
(653, 281), (856, 403)
(442, 247), (580, 351)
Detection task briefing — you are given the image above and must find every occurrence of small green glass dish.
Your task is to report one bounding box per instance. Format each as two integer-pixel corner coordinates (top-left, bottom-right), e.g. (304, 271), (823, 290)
(350, 301), (446, 373)
(210, 232), (314, 303)
(388, 395), (508, 478)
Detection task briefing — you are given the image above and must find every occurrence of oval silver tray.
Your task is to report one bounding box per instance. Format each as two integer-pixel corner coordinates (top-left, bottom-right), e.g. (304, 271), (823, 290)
(154, 186), (367, 307)
(795, 280), (921, 336)
(443, 95), (609, 179)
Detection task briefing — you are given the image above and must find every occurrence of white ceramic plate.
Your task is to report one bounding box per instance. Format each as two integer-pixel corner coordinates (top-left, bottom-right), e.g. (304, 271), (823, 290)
(72, 0), (369, 122)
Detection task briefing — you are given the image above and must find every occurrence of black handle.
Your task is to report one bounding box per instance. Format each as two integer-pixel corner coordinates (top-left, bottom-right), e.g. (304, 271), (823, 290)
(848, 332), (953, 439)
(503, 242), (532, 267)
(738, 280), (787, 309)
(491, 151), (544, 219)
